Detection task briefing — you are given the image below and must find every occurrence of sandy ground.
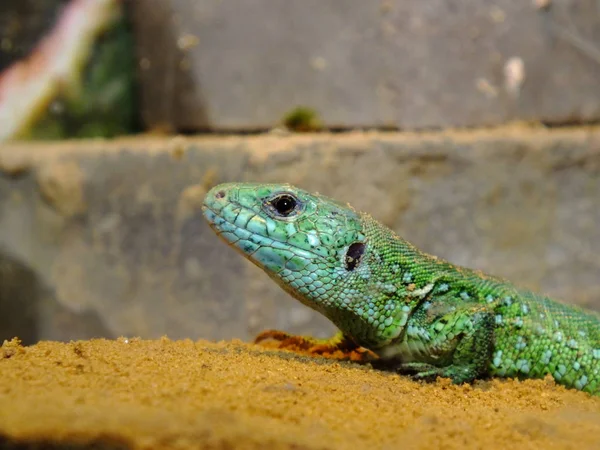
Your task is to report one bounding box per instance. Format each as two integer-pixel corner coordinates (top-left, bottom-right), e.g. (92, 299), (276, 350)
(1, 338), (600, 450)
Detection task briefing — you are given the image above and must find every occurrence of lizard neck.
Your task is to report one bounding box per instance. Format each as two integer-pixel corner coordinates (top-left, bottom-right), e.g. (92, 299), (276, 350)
(321, 213), (515, 349)
(309, 213), (446, 349)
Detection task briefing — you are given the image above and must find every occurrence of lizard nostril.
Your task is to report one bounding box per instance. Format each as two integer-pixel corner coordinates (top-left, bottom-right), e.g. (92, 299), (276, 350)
(215, 190), (226, 199)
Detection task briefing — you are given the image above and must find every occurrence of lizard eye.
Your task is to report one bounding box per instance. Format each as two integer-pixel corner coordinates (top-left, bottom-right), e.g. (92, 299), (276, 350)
(268, 194), (299, 217)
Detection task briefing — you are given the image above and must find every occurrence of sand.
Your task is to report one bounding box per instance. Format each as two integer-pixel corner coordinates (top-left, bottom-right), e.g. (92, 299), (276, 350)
(1, 337), (600, 449)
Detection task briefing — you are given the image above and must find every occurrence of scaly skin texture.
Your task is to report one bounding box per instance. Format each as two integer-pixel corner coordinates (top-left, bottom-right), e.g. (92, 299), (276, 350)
(202, 182), (600, 395)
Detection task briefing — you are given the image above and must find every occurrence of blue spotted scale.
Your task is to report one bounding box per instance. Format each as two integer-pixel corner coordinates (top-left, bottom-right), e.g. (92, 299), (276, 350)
(202, 182), (600, 395)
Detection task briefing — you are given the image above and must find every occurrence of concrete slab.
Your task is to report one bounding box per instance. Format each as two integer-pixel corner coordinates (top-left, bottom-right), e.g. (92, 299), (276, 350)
(131, 0), (600, 131)
(1, 127), (599, 343)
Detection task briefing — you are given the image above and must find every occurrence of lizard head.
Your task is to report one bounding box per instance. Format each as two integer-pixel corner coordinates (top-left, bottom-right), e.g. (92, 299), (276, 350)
(202, 182), (407, 347)
(202, 182), (366, 306)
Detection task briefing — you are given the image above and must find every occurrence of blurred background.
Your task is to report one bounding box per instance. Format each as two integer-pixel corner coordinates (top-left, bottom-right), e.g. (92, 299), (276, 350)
(0, 0), (599, 345)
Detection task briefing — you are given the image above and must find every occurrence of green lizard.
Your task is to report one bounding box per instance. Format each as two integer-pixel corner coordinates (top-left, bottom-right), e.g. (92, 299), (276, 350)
(202, 182), (600, 395)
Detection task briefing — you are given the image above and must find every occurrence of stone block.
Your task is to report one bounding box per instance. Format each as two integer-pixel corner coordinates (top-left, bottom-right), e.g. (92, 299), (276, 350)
(0, 127), (599, 343)
(131, 0), (600, 131)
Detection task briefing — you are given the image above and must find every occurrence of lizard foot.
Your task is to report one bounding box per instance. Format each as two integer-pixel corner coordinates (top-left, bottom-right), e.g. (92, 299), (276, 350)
(254, 329), (374, 361)
(395, 362), (446, 382)
(394, 362), (480, 384)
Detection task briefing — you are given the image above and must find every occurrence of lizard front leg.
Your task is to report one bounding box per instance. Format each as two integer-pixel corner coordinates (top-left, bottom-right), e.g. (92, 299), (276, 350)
(254, 329), (351, 352)
(380, 306), (495, 385)
(254, 329), (374, 361)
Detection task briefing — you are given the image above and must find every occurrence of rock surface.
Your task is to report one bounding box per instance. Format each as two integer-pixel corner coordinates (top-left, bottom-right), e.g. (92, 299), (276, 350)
(0, 127), (599, 343)
(131, 0), (600, 131)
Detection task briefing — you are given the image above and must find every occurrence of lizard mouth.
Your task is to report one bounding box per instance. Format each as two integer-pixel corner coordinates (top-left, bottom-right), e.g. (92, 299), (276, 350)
(201, 184), (245, 239)
(201, 201), (250, 247)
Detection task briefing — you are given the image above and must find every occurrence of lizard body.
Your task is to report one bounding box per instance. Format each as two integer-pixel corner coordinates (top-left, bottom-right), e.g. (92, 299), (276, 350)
(202, 182), (600, 395)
